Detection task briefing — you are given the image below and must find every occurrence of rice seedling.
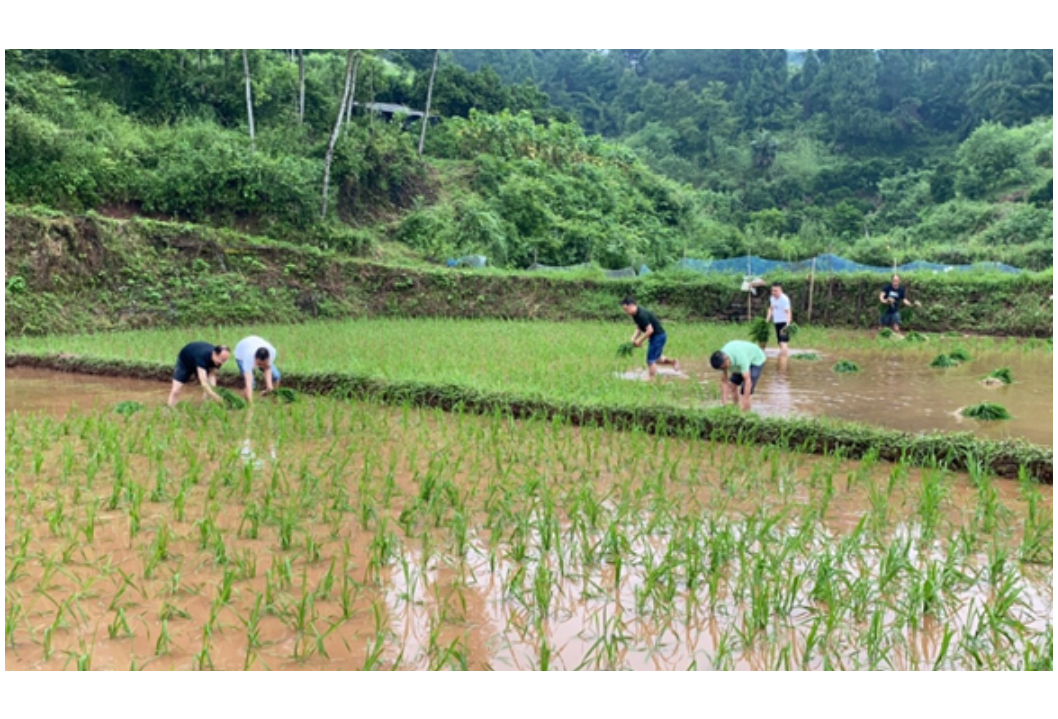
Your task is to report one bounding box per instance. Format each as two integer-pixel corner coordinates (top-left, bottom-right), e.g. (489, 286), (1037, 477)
(961, 403), (1013, 421)
(114, 400), (144, 417)
(745, 317), (772, 347)
(948, 348), (972, 362)
(4, 373), (1051, 672)
(274, 387), (298, 403)
(930, 354), (958, 368)
(903, 331), (928, 343)
(833, 360), (861, 373)
(216, 387), (247, 410)
(984, 367), (1014, 384)
(791, 352), (818, 360)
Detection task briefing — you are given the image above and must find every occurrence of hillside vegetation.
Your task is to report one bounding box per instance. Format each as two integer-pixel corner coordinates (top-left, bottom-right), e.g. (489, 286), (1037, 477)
(5, 50), (1053, 271)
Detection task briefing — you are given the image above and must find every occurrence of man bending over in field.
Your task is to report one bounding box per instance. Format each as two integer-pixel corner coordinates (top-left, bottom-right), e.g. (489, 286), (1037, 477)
(168, 342), (230, 407)
(234, 335), (282, 405)
(621, 297), (680, 380)
(710, 339), (766, 412)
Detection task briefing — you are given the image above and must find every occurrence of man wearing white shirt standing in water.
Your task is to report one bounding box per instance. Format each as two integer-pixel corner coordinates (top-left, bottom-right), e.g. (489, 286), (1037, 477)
(765, 282), (792, 356)
(234, 335), (281, 405)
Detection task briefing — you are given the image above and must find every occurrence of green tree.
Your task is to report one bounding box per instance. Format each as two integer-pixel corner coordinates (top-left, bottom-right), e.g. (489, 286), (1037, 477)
(821, 50), (892, 147)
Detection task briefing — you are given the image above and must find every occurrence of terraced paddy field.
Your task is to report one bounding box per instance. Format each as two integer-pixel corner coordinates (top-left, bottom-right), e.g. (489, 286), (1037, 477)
(4, 384), (1052, 670)
(7, 319), (1051, 442)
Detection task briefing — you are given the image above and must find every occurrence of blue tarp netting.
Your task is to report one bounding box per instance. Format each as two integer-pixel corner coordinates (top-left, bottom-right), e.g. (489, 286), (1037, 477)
(672, 254), (1024, 275)
(446, 255), (488, 268)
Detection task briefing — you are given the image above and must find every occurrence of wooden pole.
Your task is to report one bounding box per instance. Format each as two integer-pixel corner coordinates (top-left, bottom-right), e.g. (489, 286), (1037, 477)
(418, 49), (440, 157)
(242, 50), (255, 152)
(746, 253), (752, 321)
(807, 257), (816, 323)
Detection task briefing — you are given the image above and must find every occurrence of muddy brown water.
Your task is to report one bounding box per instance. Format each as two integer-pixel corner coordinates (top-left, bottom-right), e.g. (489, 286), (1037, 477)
(680, 348), (1053, 446)
(5, 368), (169, 417)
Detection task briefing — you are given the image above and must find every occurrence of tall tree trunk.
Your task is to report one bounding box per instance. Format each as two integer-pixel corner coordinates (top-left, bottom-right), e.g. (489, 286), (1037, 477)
(321, 50), (357, 220)
(242, 50), (255, 151)
(418, 49), (440, 157)
(297, 49), (306, 125)
(344, 52), (361, 126)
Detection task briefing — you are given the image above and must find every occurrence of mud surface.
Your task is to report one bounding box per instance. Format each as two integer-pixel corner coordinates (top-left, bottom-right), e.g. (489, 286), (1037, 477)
(5, 368), (167, 417)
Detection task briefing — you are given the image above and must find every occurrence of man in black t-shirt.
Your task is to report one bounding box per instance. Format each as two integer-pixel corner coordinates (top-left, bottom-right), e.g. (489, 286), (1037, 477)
(878, 274), (913, 333)
(167, 341), (231, 407)
(621, 297), (680, 380)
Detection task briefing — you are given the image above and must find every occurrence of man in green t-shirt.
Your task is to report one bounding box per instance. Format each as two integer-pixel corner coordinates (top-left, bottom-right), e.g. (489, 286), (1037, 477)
(709, 340), (766, 411)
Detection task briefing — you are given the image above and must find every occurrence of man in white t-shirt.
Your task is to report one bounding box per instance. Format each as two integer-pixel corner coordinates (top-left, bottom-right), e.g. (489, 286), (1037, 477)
(233, 335), (281, 404)
(765, 282), (793, 356)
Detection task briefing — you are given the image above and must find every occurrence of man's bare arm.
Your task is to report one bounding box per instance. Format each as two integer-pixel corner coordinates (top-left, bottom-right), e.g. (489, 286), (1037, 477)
(198, 367), (222, 401)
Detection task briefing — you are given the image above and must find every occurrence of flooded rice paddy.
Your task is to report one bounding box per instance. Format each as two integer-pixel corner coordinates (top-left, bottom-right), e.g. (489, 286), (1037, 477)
(658, 347), (1052, 446)
(5, 372), (1052, 670)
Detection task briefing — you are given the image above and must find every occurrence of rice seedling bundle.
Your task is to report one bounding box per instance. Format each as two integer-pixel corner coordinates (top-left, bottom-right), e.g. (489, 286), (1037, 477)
(930, 354), (958, 368)
(113, 401), (144, 417)
(748, 317), (771, 345)
(274, 387), (298, 403)
(961, 403), (1012, 420)
(216, 387), (247, 410)
(833, 360), (861, 373)
(986, 367), (1014, 384)
(948, 348), (972, 362)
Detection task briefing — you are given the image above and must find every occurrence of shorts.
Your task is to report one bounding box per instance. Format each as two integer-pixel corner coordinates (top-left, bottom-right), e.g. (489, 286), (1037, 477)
(774, 322), (790, 343)
(729, 363), (764, 395)
(880, 310), (901, 327)
(173, 359), (197, 384)
(237, 358), (281, 389)
(173, 348), (204, 384)
(646, 333), (667, 365)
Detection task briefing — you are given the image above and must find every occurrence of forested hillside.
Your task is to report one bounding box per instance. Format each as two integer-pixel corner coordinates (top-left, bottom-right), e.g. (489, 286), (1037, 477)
(5, 49), (1053, 270)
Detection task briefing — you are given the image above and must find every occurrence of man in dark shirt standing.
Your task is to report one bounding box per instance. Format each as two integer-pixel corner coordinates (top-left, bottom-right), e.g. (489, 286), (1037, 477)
(168, 341), (231, 407)
(878, 274), (913, 334)
(621, 297), (679, 380)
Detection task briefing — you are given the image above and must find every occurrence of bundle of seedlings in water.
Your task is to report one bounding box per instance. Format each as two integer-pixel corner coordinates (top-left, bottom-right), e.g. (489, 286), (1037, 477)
(748, 317), (771, 346)
(792, 352), (818, 361)
(216, 387), (247, 410)
(113, 401), (144, 417)
(903, 331), (928, 343)
(833, 360), (861, 373)
(961, 403), (1012, 420)
(273, 387), (298, 403)
(948, 348), (972, 361)
(616, 342), (637, 358)
(877, 328), (894, 339)
(930, 354), (958, 368)
(984, 367), (1014, 384)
